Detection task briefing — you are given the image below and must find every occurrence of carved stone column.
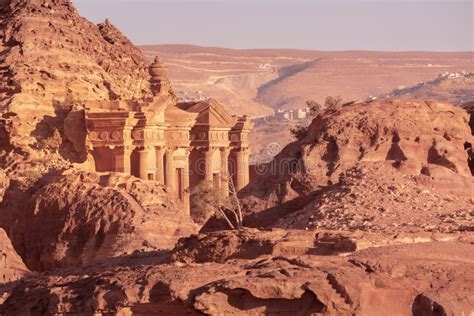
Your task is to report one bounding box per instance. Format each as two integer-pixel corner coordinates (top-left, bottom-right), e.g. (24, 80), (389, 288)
(165, 147), (176, 193)
(138, 147), (149, 180)
(243, 149), (250, 185)
(114, 146), (131, 174)
(204, 148), (215, 183)
(147, 146), (157, 181)
(182, 149), (191, 215)
(235, 148), (249, 191)
(155, 146), (165, 184)
(220, 147), (230, 196)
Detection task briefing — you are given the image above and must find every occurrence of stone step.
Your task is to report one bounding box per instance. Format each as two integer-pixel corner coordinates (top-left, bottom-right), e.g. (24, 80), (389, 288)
(326, 274), (352, 308)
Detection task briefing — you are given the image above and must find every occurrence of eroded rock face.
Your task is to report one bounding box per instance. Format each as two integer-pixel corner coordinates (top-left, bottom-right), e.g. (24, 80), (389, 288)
(0, 240), (472, 315)
(242, 99), (474, 211)
(464, 102), (474, 134)
(0, 0), (10, 9)
(0, 169), (8, 203)
(0, 0), (151, 141)
(172, 228), (467, 264)
(0, 228), (29, 285)
(2, 171), (197, 271)
(266, 161), (474, 233)
(463, 102), (474, 175)
(61, 108), (89, 162)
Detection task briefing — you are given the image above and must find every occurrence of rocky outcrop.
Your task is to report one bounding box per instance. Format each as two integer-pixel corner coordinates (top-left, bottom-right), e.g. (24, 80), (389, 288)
(172, 228), (467, 263)
(2, 171), (197, 272)
(265, 161), (474, 233)
(0, 0), (151, 142)
(242, 99), (474, 213)
(0, 239), (472, 315)
(0, 0), (201, 277)
(382, 72), (474, 105)
(0, 169), (8, 203)
(463, 101), (474, 134)
(0, 228), (29, 285)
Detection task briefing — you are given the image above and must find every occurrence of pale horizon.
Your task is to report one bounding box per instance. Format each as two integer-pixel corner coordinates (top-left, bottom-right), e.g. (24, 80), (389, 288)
(72, 0), (473, 52)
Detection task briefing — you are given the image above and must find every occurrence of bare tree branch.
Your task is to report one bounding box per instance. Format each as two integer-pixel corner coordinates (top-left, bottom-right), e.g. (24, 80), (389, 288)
(218, 206), (235, 230)
(228, 177), (243, 228)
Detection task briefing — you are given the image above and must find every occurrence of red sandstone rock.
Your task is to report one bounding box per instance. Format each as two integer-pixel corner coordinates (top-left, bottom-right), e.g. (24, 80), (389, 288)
(0, 228), (29, 285)
(2, 171), (197, 271)
(0, 239), (472, 315)
(0, 0), (151, 143)
(62, 108), (89, 162)
(172, 227), (468, 263)
(266, 161), (474, 233)
(241, 99), (474, 219)
(0, 169), (8, 203)
(0, 0), (472, 314)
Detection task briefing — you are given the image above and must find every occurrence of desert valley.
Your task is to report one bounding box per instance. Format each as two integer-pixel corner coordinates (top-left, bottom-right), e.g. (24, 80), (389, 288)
(141, 45), (474, 161)
(0, 0), (473, 315)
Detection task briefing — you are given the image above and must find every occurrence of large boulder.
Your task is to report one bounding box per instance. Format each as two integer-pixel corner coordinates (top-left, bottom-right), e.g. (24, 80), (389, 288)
(2, 171), (197, 271)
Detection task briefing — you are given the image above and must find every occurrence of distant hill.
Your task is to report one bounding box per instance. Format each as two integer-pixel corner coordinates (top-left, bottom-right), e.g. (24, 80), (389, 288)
(140, 45), (474, 116)
(382, 72), (474, 105)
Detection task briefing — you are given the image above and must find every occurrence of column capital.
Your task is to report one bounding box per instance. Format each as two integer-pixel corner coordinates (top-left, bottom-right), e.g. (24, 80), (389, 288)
(113, 145), (133, 152)
(165, 146), (178, 153)
(165, 147), (177, 192)
(233, 147), (248, 153)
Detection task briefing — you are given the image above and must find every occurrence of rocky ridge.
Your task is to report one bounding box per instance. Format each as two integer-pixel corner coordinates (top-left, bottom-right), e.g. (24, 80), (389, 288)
(0, 0), (199, 274)
(383, 72), (474, 105)
(241, 99), (474, 214)
(0, 0), (151, 144)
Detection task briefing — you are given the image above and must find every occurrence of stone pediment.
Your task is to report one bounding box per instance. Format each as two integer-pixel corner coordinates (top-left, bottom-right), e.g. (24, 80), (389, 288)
(142, 95), (170, 124)
(165, 103), (198, 127)
(185, 99), (236, 128)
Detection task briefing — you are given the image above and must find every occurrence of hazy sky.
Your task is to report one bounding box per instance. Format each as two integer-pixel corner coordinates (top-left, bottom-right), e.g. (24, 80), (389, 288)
(72, 0), (473, 51)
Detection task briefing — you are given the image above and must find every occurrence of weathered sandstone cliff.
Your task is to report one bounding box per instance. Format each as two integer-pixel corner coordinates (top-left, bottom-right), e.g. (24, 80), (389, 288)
(0, 228), (29, 285)
(1, 171), (197, 271)
(0, 0), (199, 274)
(0, 0), (151, 145)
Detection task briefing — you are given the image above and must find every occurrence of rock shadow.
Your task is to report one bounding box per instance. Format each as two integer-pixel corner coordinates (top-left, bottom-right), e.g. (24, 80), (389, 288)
(30, 99), (87, 164)
(223, 288), (326, 315)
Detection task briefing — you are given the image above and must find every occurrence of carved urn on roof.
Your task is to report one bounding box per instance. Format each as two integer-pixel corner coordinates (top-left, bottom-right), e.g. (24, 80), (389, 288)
(149, 56), (172, 97)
